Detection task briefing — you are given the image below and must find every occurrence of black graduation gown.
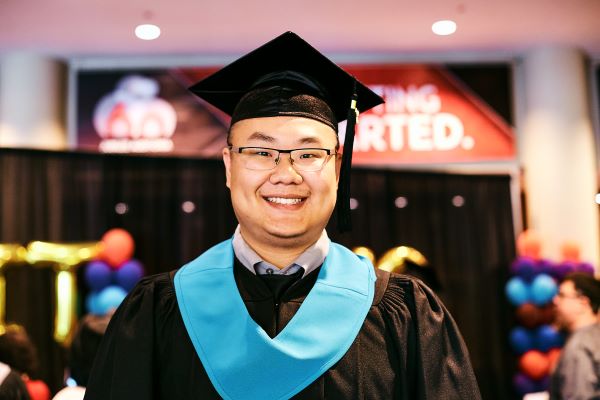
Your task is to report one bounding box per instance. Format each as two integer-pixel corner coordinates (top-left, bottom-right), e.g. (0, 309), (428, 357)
(84, 261), (481, 400)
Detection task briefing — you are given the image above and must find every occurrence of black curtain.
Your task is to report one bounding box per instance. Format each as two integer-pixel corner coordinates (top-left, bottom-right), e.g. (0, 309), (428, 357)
(1, 148), (515, 399)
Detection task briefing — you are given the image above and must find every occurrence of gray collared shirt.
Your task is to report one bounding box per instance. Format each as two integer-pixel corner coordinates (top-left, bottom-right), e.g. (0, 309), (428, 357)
(232, 225), (329, 278)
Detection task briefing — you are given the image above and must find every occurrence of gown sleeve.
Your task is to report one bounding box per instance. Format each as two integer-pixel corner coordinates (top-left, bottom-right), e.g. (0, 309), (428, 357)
(382, 273), (482, 400)
(84, 273), (172, 400)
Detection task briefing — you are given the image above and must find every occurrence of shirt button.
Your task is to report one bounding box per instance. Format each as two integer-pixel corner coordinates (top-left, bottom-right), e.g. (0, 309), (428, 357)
(266, 268), (274, 275)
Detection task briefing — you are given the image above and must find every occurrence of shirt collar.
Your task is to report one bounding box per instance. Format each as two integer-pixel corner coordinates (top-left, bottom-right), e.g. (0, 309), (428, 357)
(232, 225), (329, 277)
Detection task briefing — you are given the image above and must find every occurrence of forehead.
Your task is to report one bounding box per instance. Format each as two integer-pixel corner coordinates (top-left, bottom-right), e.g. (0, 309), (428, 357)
(560, 280), (576, 293)
(230, 116), (338, 146)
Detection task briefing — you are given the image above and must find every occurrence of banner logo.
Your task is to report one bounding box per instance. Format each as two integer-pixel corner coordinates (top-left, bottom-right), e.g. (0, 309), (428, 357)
(93, 75), (177, 153)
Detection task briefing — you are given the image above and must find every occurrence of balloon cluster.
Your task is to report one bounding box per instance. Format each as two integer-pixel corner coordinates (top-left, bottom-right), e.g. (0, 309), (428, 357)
(506, 231), (595, 396)
(83, 229), (145, 315)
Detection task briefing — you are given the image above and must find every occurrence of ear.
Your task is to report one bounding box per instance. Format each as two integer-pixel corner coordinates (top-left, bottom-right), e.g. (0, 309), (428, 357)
(223, 147), (232, 189)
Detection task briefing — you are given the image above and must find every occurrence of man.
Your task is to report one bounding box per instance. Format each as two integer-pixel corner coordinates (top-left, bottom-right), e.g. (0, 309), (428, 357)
(84, 32), (480, 399)
(550, 273), (600, 400)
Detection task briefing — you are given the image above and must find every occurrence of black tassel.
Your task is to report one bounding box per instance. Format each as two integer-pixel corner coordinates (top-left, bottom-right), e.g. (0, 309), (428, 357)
(337, 79), (358, 233)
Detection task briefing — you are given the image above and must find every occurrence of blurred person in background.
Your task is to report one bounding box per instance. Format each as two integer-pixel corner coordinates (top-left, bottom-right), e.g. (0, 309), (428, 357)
(0, 325), (49, 400)
(550, 273), (600, 399)
(0, 361), (30, 400)
(53, 314), (110, 400)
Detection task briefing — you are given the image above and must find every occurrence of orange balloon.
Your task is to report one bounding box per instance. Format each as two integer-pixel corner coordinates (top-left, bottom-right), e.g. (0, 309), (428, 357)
(100, 228), (135, 268)
(547, 348), (562, 372)
(560, 241), (580, 262)
(517, 230), (542, 260)
(519, 350), (550, 380)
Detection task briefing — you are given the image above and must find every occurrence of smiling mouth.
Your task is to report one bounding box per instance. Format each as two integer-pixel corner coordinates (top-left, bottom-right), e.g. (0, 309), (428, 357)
(265, 197), (305, 205)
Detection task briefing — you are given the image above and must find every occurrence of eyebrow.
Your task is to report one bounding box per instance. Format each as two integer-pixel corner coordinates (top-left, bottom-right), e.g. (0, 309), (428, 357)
(296, 136), (323, 146)
(247, 132), (276, 143)
(246, 132), (326, 147)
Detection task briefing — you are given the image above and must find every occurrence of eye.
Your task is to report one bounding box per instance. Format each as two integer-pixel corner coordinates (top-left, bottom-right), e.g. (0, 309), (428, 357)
(247, 148), (275, 158)
(298, 150), (326, 159)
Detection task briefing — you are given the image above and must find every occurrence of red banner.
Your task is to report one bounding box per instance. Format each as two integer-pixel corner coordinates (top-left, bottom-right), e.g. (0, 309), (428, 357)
(343, 65), (515, 164)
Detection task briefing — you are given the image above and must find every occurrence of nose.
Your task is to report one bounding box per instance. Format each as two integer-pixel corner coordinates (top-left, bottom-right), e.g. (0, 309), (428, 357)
(269, 154), (303, 185)
(553, 295), (560, 306)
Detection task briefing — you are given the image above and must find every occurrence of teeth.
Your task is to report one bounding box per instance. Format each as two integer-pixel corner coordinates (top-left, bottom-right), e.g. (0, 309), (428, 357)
(267, 197), (303, 205)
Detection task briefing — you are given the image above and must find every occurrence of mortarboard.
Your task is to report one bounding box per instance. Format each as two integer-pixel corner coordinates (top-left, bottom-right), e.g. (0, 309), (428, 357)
(189, 31), (384, 232)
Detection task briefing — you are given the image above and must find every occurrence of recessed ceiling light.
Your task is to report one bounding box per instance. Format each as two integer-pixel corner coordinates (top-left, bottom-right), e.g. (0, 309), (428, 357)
(135, 24), (161, 40)
(432, 20), (457, 36)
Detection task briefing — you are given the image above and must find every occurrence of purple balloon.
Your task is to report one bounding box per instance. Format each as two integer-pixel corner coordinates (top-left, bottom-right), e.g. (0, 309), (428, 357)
(84, 260), (112, 291)
(536, 375), (550, 391)
(554, 261), (576, 280)
(115, 259), (144, 291)
(511, 257), (538, 282)
(537, 259), (555, 276)
(576, 262), (595, 276)
(513, 372), (537, 396)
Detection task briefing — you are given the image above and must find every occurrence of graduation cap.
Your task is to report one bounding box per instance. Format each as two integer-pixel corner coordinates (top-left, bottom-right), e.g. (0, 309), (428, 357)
(189, 31), (384, 232)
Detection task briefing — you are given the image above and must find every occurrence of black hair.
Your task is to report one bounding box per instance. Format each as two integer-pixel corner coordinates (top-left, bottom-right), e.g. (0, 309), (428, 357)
(565, 272), (600, 313)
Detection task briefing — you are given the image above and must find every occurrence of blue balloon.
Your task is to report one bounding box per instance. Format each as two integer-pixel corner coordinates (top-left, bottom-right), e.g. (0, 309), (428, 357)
(84, 260), (112, 291)
(97, 285), (127, 314)
(530, 274), (557, 306)
(85, 291), (103, 315)
(535, 325), (563, 352)
(115, 259), (144, 291)
(506, 277), (529, 306)
(509, 327), (534, 354)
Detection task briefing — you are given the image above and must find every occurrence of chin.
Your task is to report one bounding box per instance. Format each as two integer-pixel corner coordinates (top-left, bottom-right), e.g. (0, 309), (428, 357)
(265, 227), (307, 240)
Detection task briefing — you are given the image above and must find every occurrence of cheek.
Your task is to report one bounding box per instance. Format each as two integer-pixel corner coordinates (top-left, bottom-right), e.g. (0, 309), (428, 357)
(229, 170), (265, 199)
(309, 171), (338, 201)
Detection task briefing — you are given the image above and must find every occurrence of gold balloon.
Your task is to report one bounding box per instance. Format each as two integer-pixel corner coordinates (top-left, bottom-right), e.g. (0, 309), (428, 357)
(352, 246), (376, 264)
(0, 244), (28, 266)
(0, 244), (28, 330)
(25, 241), (102, 344)
(26, 241), (102, 270)
(376, 246), (428, 274)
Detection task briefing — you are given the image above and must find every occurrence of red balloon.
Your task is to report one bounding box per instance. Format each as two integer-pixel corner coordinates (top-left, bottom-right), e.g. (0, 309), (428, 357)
(100, 228), (135, 268)
(515, 303), (541, 329)
(26, 379), (51, 400)
(519, 350), (550, 380)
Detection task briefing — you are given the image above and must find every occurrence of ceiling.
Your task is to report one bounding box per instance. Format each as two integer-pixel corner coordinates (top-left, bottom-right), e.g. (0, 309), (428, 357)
(1, 0), (599, 60)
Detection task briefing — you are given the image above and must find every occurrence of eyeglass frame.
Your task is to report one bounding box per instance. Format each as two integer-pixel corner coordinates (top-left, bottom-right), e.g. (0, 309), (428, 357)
(555, 291), (583, 300)
(227, 145), (340, 171)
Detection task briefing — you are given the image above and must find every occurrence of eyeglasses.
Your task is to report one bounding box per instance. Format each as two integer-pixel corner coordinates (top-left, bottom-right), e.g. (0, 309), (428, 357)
(555, 292), (581, 300)
(228, 146), (338, 172)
